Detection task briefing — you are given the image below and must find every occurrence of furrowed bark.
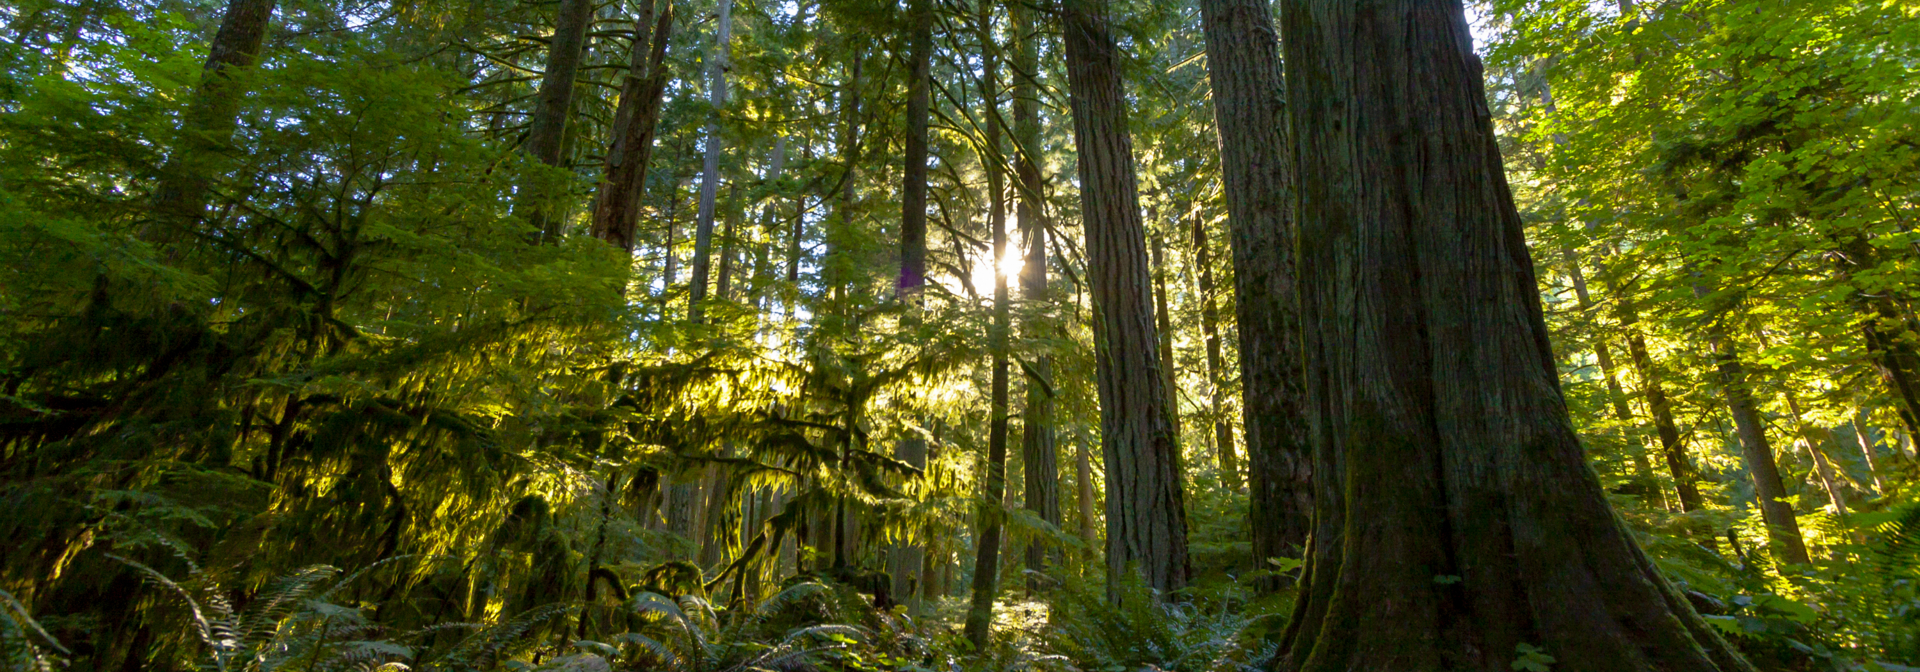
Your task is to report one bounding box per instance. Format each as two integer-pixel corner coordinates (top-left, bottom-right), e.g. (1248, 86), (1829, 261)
(891, 0), (933, 611)
(1013, 0), (1062, 589)
(1274, 0), (1755, 668)
(1196, 0), (1312, 583)
(1061, 0), (1189, 599)
(590, 0), (675, 259)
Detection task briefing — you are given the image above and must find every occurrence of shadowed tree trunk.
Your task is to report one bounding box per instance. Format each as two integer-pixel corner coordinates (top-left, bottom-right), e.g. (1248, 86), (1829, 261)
(1273, 0), (1757, 668)
(688, 0), (734, 324)
(1013, 0), (1061, 589)
(891, 0), (933, 612)
(1196, 0), (1311, 584)
(1188, 209), (1241, 490)
(149, 0), (278, 233)
(519, 0), (594, 241)
(966, 7), (1011, 645)
(1850, 412), (1887, 494)
(590, 0), (675, 258)
(1062, 0), (1189, 600)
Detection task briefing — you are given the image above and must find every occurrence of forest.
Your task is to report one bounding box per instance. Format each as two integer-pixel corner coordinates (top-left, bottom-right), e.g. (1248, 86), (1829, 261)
(2, 0), (1918, 669)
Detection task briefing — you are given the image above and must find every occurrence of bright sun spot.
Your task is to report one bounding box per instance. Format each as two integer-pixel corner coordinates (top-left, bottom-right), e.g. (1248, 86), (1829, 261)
(969, 246), (1025, 297)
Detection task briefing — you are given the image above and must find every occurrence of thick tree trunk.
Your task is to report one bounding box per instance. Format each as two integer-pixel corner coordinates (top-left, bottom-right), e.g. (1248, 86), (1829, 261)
(1013, 0), (1062, 589)
(965, 18), (1011, 646)
(1564, 255), (1667, 509)
(1692, 285), (1812, 566)
(1189, 210), (1241, 490)
(518, 0), (595, 241)
(590, 0), (674, 257)
(1061, 0), (1189, 599)
(149, 0), (278, 231)
(687, 0), (734, 324)
(1196, 0), (1312, 582)
(1274, 0), (1755, 668)
(665, 470), (700, 559)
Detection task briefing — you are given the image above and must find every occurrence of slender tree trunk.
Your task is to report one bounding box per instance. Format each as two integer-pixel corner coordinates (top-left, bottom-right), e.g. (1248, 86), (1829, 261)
(688, 0), (733, 323)
(1061, 0), (1189, 599)
(966, 13), (1012, 645)
(1781, 393), (1849, 519)
(590, 0), (675, 258)
(1189, 209), (1241, 490)
(1074, 434), (1098, 568)
(1196, 0), (1311, 583)
(752, 137), (787, 309)
(1151, 227), (1182, 439)
(1692, 284), (1811, 566)
(1564, 255), (1667, 509)
(149, 0), (278, 233)
(888, 0), (934, 612)
(1613, 293), (1707, 512)
(717, 181), (742, 300)
(1850, 412), (1887, 495)
(1013, 0), (1062, 588)
(1274, 1), (1755, 668)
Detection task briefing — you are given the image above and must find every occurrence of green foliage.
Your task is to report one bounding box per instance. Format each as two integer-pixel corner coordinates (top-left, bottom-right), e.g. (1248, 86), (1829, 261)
(1038, 573), (1279, 672)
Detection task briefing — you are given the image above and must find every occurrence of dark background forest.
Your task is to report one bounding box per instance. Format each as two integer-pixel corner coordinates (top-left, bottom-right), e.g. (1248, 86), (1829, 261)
(2, 0), (1918, 670)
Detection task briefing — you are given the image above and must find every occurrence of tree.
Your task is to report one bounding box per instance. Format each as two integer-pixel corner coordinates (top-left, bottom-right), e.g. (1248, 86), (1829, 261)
(1060, 0), (1189, 599)
(965, 0), (1012, 646)
(1273, 0), (1755, 667)
(688, 0), (736, 323)
(1012, 0), (1062, 588)
(590, 0), (675, 257)
(149, 0), (278, 232)
(519, 0), (595, 241)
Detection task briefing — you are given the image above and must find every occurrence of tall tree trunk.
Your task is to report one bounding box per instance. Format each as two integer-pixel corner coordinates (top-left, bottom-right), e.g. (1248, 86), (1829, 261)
(1151, 227), (1182, 439)
(1692, 284), (1811, 566)
(1013, 0), (1062, 589)
(716, 181), (742, 300)
(965, 12), (1012, 645)
(665, 469), (700, 559)
(688, 0), (734, 323)
(1274, 0), (1755, 668)
(752, 137), (788, 309)
(590, 0), (675, 257)
(1612, 286), (1707, 512)
(1189, 209), (1241, 490)
(1061, 0), (1189, 599)
(889, 0), (934, 612)
(1564, 254), (1667, 509)
(1196, 0), (1311, 582)
(519, 0), (595, 241)
(149, 0), (279, 233)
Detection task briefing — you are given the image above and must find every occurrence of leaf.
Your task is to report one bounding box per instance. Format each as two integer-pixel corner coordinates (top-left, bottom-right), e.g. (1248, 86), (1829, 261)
(1512, 643), (1556, 672)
